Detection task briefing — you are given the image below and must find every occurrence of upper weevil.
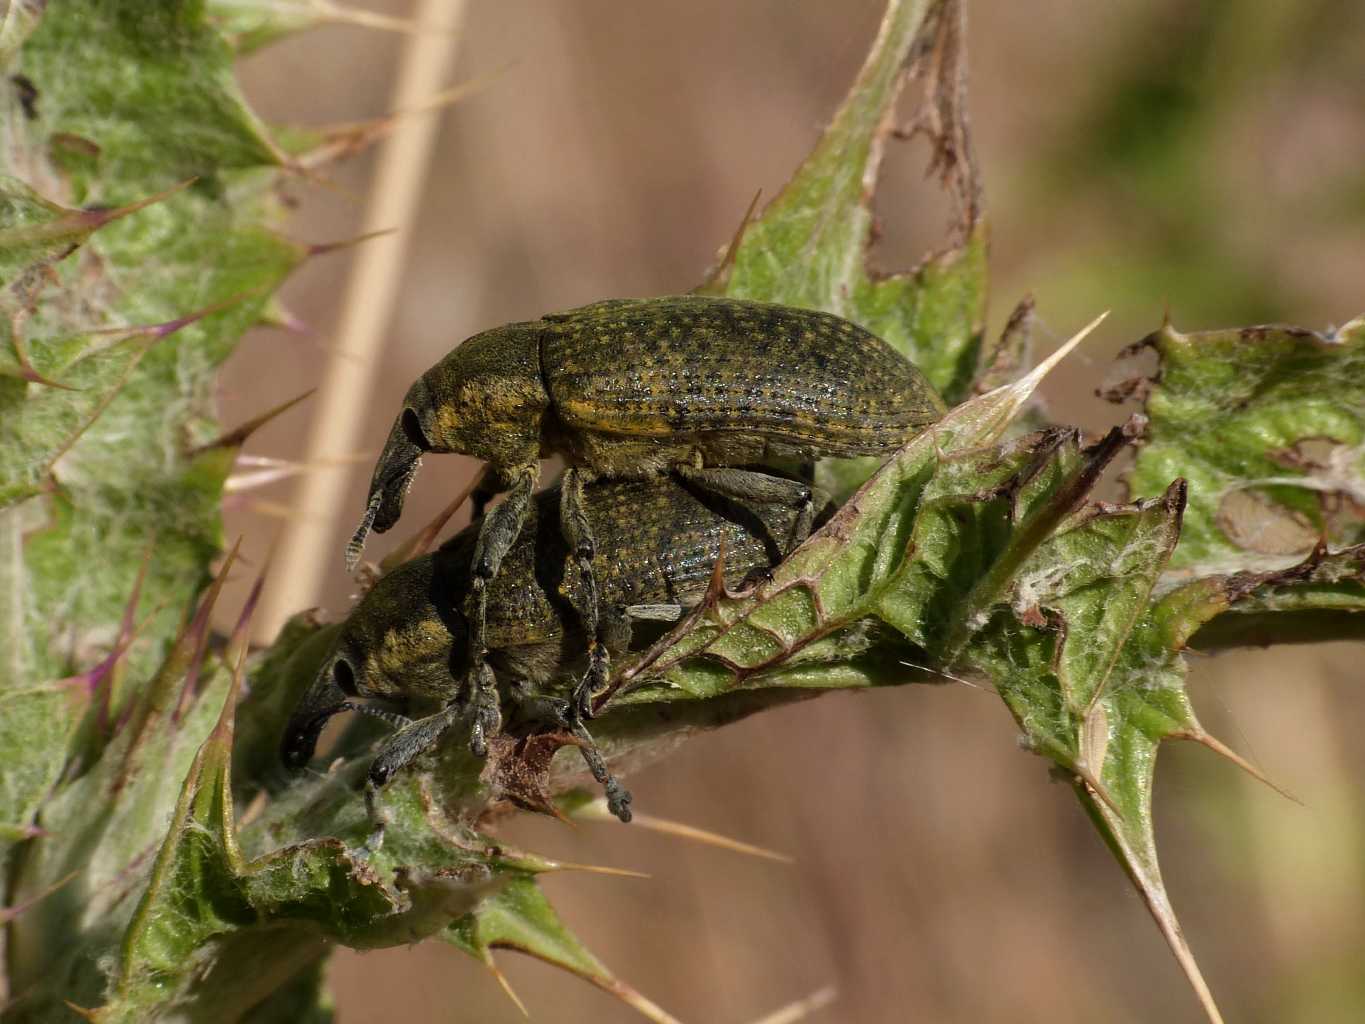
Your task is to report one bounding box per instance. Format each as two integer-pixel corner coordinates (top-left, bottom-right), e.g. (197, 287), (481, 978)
(289, 474), (817, 824)
(347, 295), (944, 736)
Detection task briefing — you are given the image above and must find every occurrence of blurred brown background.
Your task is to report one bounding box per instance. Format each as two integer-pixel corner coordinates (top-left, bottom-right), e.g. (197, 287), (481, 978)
(224, 2), (1365, 1021)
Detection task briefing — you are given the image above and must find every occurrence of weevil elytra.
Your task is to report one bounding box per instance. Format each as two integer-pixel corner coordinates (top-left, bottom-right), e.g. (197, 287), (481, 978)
(289, 473), (819, 823)
(347, 295), (945, 737)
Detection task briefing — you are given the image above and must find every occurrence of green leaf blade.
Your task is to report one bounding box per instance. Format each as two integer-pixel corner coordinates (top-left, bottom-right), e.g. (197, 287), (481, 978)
(1121, 318), (1365, 573)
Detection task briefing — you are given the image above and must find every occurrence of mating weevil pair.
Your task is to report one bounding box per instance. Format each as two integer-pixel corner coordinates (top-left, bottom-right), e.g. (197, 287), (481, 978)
(285, 295), (945, 820)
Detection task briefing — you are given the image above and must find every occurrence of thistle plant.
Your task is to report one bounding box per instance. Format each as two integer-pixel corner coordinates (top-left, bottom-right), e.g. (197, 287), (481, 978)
(1, 2), (1362, 1023)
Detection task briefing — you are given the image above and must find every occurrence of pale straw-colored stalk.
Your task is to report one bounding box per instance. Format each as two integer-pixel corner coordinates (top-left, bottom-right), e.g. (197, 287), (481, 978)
(258, 0), (468, 637)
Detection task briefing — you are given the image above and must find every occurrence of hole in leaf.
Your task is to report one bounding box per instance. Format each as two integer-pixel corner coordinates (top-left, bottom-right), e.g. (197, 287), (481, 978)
(1215, 487), (1319, 555)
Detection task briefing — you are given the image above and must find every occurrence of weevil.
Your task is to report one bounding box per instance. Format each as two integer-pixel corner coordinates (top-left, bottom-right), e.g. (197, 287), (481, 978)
(347, 295), (944, 736)
(289, 473), (819, 823)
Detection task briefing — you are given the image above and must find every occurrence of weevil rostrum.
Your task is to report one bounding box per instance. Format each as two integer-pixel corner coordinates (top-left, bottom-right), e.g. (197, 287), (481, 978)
(289, 474), (821, 822)
(346, 296), (945, 741)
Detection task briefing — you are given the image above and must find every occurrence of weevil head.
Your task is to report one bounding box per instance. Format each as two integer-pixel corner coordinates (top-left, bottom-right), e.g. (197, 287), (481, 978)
(402, 323), (548, 469)
(352, 323), (547, 561)
(281, 555), (470, 770)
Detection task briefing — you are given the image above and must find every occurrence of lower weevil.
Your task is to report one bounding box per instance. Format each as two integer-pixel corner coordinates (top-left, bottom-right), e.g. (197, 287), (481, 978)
(289, 473), (820, 825)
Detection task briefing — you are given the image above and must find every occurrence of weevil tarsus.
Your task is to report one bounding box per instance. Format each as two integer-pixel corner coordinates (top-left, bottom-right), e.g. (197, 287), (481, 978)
(466, 660), (502, 758)
(572, 725), (632, 823)
(507, 682), (633, 823)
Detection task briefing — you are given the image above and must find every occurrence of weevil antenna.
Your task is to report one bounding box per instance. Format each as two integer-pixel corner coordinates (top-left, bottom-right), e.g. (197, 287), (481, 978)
(346, 491), (383, 572)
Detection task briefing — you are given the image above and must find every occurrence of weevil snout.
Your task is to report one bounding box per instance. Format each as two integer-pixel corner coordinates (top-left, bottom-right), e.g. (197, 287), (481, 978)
(280, 712), (333, 771)
(346, 401), (427, 570)
(371, 397), (432, 536)
(280, 653), (357, 770)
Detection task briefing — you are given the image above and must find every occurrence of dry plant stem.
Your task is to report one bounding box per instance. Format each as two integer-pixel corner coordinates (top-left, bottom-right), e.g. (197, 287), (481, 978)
(258, 0), (470, 637)
(217, 0), (450, 36)
(747, 987), (838, 1024)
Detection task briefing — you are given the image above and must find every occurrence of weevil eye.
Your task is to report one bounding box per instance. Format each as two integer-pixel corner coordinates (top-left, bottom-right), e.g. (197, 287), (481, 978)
(401, 407), (431, 450)
(333, 655), (357, 696)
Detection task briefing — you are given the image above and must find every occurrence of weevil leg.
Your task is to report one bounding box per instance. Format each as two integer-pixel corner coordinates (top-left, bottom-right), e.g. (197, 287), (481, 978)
(363, 703), (464, 849)
(622, 603), (684, 622)
(560, 467), (611, 721)
(507, 681), (632, 823)
(575, 728), (633, 823)
(465, 659), (501, 758)
(469, 464), (509, 522)
(674, 465), (815, 555)
(584, 603), (672, 714)
(466, 465), (537, 733)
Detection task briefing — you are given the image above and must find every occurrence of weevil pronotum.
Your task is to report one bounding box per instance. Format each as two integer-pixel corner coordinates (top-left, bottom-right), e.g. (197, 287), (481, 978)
(290, 473), (821, 823)
(347, 296), (944, 738)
